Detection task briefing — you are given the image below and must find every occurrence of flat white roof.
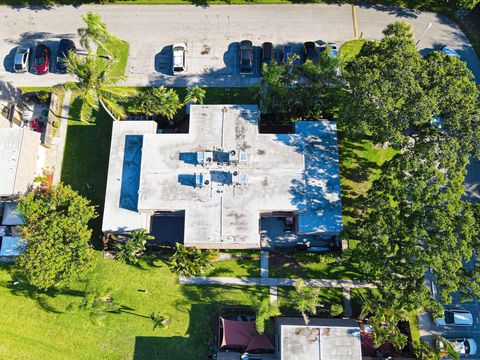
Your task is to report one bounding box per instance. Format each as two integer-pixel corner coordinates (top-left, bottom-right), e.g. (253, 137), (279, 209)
(138, 105), (305, 247)
(0, 128), (41, 197)
(102, 105), (342, 248)
(278, 318), (362, 360)
(102, 121), (157, 233)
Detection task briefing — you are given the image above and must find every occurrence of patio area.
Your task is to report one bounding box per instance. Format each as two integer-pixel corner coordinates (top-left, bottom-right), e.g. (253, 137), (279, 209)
(260, 217), (338, 250)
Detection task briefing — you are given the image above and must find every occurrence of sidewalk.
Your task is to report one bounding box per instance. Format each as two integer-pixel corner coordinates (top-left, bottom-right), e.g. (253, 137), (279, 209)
(179, 275), (375, 289)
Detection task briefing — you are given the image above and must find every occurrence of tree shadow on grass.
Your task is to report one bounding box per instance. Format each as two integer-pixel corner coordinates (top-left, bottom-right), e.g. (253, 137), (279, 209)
(62, 102), (113, 249)
(133, 303), (215, 360)
(0, 268), (85, 314)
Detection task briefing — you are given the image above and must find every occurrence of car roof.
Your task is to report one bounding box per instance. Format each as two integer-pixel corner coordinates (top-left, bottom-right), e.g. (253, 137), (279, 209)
(14, 53), (25, 63)
(16, 46), (29, 53)
(262, 42), (273, 50)
(441, 46), (460, 57)
(448, 309), (473, 325)
(173, 43), (186, 50)
(59, 39), (75, 51)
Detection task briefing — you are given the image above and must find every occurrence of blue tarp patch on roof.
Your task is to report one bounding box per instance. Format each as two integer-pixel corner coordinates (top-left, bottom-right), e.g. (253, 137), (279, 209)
(0, 236), (25, 256)
(119, 135), (143, 211)
(295, 121), (343, 234)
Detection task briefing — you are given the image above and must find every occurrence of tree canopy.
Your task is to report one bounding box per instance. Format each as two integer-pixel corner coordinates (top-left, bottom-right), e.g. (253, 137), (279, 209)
(17, 184), (97, 290)
(257, 47), (343, 122)
(345, 21), (480, 313)
(65, 52), (137, 122)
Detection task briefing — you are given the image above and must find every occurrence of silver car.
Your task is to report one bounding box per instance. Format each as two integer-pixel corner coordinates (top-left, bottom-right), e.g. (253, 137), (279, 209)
(172, 43), (186, 75)
(14, 45), (30, 73)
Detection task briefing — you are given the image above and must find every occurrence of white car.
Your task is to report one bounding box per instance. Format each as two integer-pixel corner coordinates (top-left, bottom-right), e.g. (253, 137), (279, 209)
(172, 43), (186, 75)
(437, 337), (477, 357)
(435, 309), (473, 326)
(14, 45), (30, 73)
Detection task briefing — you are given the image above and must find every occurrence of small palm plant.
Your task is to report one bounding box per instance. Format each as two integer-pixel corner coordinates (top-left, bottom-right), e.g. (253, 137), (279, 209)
(150, 312), (172, 331)
(255, 297), (281, 334)
(184, 86), (206, 106)
(359, 298), (408, 351)
(290, 280), (321, 325)
(79, 288), (120, 325)
(116, 229), (154, 264)
(169, 243), (213, 276)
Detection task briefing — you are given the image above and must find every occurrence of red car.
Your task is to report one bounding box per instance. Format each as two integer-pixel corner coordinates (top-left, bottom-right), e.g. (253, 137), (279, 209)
(34, 44), (50, 74)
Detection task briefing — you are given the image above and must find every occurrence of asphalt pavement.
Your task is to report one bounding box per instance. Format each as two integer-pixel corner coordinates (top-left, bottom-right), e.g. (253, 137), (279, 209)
(0, 4), (479, 87)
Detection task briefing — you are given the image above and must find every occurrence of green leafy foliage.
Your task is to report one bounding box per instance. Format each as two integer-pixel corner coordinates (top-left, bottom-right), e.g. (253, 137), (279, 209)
(115, 229), (154, 264)
(150, 312), (172, 331)
(346, 21), (480, 313)
(255, 298), (281, 333)
(257, 48), (343, 121)
(184, 86), (206, 105)
(169, 244), (213, 276)
(330, 303), (344, 317)
(77, 11), (111, 51)
(290, 280), (321, 325)
(360, 297), (408, 351)
(17, 184), (97, 290)
(65, 52), (137, 122)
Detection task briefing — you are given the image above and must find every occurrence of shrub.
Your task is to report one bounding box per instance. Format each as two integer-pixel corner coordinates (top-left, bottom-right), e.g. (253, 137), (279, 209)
(330, 304), (344, 317)
(169, 243), (213, 276)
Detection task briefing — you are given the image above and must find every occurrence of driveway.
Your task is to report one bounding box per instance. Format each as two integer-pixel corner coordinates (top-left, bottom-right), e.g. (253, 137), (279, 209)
(0, 4), (479, 87)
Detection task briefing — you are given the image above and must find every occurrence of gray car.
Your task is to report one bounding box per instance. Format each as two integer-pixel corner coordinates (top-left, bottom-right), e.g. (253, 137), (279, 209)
(14, 45), (30, 73)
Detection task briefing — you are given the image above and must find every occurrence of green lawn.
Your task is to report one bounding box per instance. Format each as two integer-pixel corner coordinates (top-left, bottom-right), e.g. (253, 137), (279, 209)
(270, 259), (362, 280)
(277, 286), (344, 315)
(98, 37), (130, 77)
(338, 132), (398, 225)
(0, 255), (268, 360)
(61, 98), (113, 244)
(204, 258), (261, 277)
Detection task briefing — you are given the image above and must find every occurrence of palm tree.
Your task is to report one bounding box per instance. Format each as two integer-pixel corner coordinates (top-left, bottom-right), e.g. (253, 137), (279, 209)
(255, 298), (281, 333)
(155, 86), (183, 121)
(290, 280), (321, 325)
(65, 52), (137, 122)
(359, 298), (408, 351)
(169, 243), (213, 276)
(150, 312), (171, 331)
(77, 11), (111, 52)
(116, 229), (154, 264)
(79, 288), (120, 325)
(184, 86), (206, 105)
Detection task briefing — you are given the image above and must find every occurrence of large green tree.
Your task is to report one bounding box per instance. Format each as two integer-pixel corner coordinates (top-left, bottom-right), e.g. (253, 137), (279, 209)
(346, 21), (480, 313)
(258, 47), (342, 121)
(17, 184), (97, 290)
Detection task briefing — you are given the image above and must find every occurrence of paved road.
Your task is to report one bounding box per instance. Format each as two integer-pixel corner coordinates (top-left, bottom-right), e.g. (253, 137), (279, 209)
(0, 4), (479, 87)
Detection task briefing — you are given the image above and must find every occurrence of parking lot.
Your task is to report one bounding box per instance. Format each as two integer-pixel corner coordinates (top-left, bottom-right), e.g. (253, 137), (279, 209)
(1, 4), (479, 87)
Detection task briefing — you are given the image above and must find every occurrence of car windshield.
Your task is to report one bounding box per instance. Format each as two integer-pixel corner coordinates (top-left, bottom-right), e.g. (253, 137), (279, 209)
(174, 66), (184, 72)
(444, 311), (455, 324)
(17, 49), (27, 54)
(173, 47), (184, 52)
(14, 64), (23, 70)
(35, 56), (45, 66)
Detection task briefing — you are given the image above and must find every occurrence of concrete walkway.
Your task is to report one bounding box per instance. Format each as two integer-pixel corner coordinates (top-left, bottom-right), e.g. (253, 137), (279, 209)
(260, 251), (269, 278)
(179, 275), (375, 289)
(52, 90), (72, 184)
